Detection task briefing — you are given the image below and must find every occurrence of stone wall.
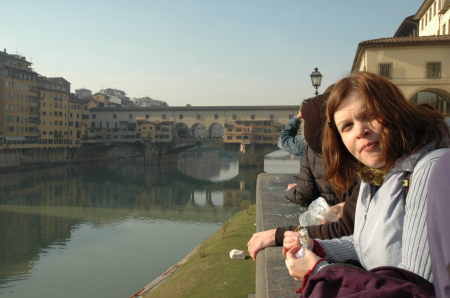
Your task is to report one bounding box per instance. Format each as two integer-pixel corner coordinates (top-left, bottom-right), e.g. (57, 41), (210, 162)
(255, 173), (305, 297)
(0, 144), (143, 172)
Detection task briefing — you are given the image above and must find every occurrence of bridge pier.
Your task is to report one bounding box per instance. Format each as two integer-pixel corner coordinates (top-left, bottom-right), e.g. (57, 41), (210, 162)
(144, 142), (159, 165)
(237, 143), (265, 167)
(143, 142), (174, 165)
(143, 139), (280, 167)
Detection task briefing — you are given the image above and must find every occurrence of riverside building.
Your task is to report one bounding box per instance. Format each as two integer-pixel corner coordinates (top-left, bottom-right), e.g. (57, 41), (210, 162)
(37, 76), (71, 147)
(352, 0), (450, 116)
(0, 49), (39, 148)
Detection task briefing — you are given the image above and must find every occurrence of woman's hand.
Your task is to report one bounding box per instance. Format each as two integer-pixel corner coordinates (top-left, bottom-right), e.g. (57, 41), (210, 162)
(247, 229), (276, 261)
(286, 183), (297, 191)
(296, 107), (302, 119)
(321, 202), (345, 224)
(330, 202), (345, 218)
(282, 231), (315, 255)
(285, 246), (321, 282)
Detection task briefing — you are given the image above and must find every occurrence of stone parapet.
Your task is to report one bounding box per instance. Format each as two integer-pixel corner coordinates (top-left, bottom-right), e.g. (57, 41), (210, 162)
(255, 173), (306, 298)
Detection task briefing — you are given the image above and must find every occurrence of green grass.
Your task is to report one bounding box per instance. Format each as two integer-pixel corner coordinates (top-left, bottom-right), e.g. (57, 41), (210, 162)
(143, 208), (256, 298)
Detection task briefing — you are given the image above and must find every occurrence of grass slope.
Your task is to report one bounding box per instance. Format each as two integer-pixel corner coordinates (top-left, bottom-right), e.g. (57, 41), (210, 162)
(144, 209), (256, 298)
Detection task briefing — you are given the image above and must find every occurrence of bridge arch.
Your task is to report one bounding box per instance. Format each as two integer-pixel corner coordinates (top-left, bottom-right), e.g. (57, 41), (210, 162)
(191, 123), (207, 138)
(174, 122), (189, 138)
(209, 123), (224, 138)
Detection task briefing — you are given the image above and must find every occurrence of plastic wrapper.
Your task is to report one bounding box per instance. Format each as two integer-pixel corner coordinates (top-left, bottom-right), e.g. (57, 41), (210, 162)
(298, 197), (338, 226)
(295, 228), (312, 258)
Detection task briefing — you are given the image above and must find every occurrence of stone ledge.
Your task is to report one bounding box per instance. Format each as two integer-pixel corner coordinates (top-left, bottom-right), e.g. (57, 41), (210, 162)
(255, 173), (306, 298)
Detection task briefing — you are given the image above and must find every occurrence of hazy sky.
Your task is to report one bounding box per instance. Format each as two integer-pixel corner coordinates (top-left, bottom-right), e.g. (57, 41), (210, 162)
(3, 0), (423, 106)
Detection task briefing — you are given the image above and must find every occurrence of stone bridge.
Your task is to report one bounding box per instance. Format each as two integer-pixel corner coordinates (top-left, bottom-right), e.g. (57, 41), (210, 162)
(142, 137), (280, 167)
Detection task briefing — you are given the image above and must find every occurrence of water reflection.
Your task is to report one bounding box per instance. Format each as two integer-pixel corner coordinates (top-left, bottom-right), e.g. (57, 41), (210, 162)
(177, 146), (239, 182)
(0, 148), (273, 297)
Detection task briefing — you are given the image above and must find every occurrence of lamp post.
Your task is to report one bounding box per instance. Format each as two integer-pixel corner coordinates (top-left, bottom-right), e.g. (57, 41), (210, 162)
(310, 67), (323, 96)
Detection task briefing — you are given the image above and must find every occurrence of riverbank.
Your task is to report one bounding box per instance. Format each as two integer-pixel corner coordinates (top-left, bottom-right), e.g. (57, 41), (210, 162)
(0, 143), (143, 172)
(133, 208), (257, 298)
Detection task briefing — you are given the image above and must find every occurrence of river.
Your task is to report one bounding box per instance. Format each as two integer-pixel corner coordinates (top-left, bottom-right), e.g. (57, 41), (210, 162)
(0, 148), (299, 297)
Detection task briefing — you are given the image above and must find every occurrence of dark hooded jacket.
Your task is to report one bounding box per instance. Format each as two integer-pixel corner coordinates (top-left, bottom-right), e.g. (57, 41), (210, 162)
(284, 92), (356, 207)
(281, 92), (359, 240)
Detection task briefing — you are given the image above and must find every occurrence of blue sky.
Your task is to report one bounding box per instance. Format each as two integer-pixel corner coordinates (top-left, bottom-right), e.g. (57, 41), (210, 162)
(3, 0), (424, 106)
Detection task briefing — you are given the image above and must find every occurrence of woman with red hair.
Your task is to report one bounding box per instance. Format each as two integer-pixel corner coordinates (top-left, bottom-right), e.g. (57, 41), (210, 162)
(283, 71), (449, 296)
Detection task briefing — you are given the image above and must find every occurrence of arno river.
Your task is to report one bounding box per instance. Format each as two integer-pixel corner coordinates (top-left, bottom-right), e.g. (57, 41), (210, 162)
(0, 148), (299, 297)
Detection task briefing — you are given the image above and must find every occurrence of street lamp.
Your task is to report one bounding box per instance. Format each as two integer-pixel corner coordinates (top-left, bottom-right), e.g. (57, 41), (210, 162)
(310, 67), (323, 96)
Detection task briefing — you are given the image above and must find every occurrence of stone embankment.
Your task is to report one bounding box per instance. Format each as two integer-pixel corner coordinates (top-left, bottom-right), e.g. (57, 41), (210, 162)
(0, 143), (143, 172)
(255, 173), (305, 297)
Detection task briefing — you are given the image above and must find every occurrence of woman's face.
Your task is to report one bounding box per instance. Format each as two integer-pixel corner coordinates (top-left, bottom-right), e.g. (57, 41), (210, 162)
(333, 90), (385, 168)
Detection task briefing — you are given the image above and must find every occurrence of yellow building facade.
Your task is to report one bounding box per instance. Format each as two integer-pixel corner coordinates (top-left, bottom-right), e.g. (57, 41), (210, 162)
(351, 1), (450, 116)
(0, 50), (39, 148)
(68, 96), (97, 146)
(37, 77), (71, 147)
(352, 36), (450, 116)
(135, 119), (156, 142)
(223, 120), (281, 144)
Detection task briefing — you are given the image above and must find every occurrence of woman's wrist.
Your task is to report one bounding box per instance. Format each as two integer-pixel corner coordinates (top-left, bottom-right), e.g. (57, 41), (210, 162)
(312, 239), (326, 257)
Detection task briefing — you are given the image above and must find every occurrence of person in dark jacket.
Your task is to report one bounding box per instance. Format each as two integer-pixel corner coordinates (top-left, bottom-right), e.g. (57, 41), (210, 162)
(247, 92), (359, 261)
(284, 92), (355, 207)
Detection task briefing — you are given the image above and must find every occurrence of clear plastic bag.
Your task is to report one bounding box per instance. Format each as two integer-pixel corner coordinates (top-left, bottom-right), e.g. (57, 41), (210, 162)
(295, 228), (311, 258)
(298, 197), (338, 227)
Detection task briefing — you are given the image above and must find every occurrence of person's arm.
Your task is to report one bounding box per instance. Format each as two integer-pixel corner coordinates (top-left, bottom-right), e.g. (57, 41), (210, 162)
(275, 182), (359, 248)
(306, 182), (359, 239)
(247, 229), (278, 260)
(399, 158), (439, 282)
(275, 225), (298, 245)
(278, 116), (307, 157)
(315, 235), (358, 263)
(427, 150), (450, 297)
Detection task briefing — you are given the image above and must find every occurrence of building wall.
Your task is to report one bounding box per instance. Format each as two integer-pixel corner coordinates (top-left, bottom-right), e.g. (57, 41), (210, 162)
(37, 77), (71, 148)
(136, 120), (156, 142)
(355, 44), (450, 101)
(75, 88), (92, 98)
(417, 0), (450, 36)
(68, 100), (86, 146)
(0, 52), (39, 148)
(155, 121), (174, 142)
(223, 120), (281, 144)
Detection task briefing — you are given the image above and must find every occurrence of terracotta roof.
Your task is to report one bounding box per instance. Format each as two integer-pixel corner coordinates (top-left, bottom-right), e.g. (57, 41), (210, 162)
(360, 35), (450, 45)
(352, 35), (450, 71)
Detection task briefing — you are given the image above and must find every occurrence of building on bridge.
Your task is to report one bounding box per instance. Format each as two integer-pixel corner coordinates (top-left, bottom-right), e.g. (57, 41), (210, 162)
(87, 105), (299, 145)
(224, 120), (281, 145)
